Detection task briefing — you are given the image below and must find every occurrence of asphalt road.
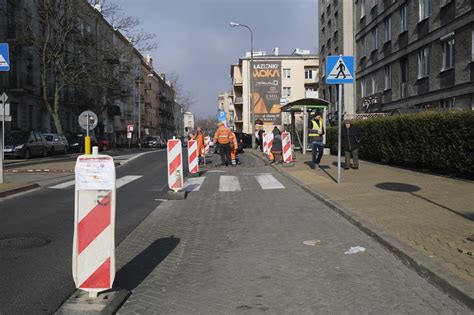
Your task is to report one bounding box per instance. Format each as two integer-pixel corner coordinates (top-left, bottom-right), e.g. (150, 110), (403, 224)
(0, 149), (169, 314)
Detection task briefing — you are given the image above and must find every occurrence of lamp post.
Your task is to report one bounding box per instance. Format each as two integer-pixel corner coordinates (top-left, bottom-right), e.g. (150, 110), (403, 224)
(230, 21), (255, 148)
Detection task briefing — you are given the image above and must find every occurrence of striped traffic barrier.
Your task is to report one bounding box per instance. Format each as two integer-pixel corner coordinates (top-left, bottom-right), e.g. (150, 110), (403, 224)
(167, 138), (184, 192)
(264, 133), (274, 155)
(282, 132), (294, 165)
(262, 132), (268, 155)
(187, 139), (199, 176)
(73, 148), (116, 297)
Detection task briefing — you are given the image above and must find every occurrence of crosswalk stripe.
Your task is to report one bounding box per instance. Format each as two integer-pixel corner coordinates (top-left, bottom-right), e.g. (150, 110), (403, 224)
(183, 177), (205, 192)
(50, 180), (75, 189)
(116, 175), (142, 188)
(255, 174), (285, 190)
(219, 175), (241, 192)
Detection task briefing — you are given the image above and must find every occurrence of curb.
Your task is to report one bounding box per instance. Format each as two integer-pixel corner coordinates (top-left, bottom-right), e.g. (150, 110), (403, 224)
(250, 151), (474, 310)
(0, 183), (40, 198)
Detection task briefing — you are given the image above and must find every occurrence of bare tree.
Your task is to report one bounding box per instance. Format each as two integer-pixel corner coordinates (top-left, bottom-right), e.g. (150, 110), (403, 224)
(168, 72), (195, 113)
(196, 116), (218, 133)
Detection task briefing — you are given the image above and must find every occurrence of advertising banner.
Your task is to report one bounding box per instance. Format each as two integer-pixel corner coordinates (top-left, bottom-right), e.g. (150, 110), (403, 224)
(252, 61), (281, 125)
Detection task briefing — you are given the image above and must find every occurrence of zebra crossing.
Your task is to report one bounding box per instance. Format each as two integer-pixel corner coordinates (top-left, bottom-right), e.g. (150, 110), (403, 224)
(49, 175), (143, 190)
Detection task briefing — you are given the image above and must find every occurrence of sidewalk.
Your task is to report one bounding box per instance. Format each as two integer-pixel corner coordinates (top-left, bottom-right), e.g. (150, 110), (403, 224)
(259, 149), (474, 307)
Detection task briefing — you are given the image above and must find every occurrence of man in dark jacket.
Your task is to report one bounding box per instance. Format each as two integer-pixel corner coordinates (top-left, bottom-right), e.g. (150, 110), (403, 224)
(341, 119), (360, 170)
(257, 128), (265, 152)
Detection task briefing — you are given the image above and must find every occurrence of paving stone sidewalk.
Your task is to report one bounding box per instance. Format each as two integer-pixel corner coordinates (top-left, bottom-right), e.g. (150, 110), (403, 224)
(267, 149), (474, 306)
(113, 154), (469, 313)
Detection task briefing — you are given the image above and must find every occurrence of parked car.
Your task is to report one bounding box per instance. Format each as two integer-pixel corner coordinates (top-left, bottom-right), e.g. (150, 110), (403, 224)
(43, 133), (69, 155)
(66, 133), (97, 153)
(96, 136), (111, 151)
(144, 136), (165, 148)
(4, 131), (48, 159)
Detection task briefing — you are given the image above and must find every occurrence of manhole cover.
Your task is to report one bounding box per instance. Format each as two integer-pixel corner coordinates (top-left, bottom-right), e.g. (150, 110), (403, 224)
(0, 236), (50, 249)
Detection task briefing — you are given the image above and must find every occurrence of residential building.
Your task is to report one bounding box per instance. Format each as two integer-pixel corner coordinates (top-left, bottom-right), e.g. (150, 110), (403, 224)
(183, 111), (195, 135)
(230, 49), (319, 133)
(218, 91), (235, 129)
(354, 0), (474, 112)
(318, 0), (356, 117)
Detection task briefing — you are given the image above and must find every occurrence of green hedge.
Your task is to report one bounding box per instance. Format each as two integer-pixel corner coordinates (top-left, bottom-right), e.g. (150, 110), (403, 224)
(326, 111), (474, 178)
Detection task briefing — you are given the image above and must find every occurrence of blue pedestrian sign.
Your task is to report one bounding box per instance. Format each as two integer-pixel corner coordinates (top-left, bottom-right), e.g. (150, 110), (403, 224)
(217, 110), (226, 122)
(326, 55), (354, 84)
(0, 43), (10, 72)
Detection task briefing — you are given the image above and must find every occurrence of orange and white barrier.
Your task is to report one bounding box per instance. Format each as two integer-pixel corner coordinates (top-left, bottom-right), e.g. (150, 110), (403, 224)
(187, 139), (199, 175)
(73, 149), (116, 297)
(282, 132), (293, 164)
(167, 139), (184, 192)
(263, 133), (274, 155)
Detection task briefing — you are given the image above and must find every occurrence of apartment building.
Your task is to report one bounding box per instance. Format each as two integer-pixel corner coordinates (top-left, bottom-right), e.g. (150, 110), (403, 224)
(217, 91), (235, 129)
(183, 111), (195, 135)
(354, 0), (474, 112)
(230, 49), (319, 134)
(318, 0), (356, 116)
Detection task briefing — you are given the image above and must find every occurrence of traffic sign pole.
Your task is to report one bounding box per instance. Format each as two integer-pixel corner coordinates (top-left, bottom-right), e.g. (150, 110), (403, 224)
(337, 84), (342, 184)
(0, 92), (8, 184)
(85, 114), (91, 155)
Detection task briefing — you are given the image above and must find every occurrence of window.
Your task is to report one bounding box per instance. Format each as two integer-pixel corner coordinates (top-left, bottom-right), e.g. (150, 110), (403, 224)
(400, 5), (408, 32)
(283, 68), (291, 79)
(283, 87), (291, 97)
(305, 69), (314, 79)
(400, 57), (408, 97)
(360, 0), (366, 18)
(442, 37), (455, 70)
(384, 65), (391, 90)
(371, 74), (377, 94)
(418, 47), (429, 78)
(361, 36), (366, 57)
(334, 12), (339, 32)
(361, 77), (366, 97)
(440, 0), (452, 7)
(440, 98), (455, 108)
(384, 16), (392, 42)
(419, 0), (429, 21)
(372, 27), (378, 50)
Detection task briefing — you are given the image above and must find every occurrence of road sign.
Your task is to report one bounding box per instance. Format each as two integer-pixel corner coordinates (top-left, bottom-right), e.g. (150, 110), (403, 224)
(217, 111), (226, 122)
(127, 132), (132, 139)
(78, 110), (98, 131)
(326, 56), (355, 84)
(127, 124), (134, 132)
(0, 103), (10, 116)
(73, 153), (116, 296)
(0, 43), (10, 71)
(0, 92), (7, 104)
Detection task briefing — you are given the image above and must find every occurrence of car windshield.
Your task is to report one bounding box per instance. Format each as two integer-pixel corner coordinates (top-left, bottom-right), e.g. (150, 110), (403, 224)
(44, 135), (54, 141)
(5, 132), (30, 145)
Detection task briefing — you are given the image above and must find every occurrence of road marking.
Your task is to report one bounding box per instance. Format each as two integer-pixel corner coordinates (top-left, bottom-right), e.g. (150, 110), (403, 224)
(219, 176), (241, 192)
(183, 177), (205, 192)
(159, 183), (168, 191)
(207, 170), (227, 173)
(255, 174), (285, 190)
(50, 180), (75, 189)
(116, 176), (142, 188)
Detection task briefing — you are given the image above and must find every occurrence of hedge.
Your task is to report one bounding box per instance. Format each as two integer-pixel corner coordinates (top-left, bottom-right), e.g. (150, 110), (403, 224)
(326, 111), (474, 178)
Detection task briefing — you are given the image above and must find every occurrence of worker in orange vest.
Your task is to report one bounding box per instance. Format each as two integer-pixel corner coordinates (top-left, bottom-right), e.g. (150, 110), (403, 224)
(213, 122), (234, 167)
(230, 130), (239, 166)
(192, 128), (205, 164)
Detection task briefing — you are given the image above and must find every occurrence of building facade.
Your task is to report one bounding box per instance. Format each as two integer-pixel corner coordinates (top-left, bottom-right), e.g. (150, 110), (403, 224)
(183, 111), (195, 135)
(217, 91), (235, 129)
(230, 50), (319, 134)
(354, 0), (474, 112)
(318, 0), (356, 116)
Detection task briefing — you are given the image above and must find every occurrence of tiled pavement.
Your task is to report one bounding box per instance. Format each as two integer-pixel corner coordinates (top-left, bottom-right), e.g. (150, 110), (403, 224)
(114, 153), (469, 314)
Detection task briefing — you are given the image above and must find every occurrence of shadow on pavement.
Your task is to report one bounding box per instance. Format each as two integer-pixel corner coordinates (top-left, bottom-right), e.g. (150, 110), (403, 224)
(114, 236), (180, 291)
(376, 182), (473, 221)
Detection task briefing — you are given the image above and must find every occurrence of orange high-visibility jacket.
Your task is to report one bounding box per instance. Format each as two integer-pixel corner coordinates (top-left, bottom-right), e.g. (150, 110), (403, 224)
(193, 133), (204, 156)
(230, 132), (238, 150)
(213, 126), (233, 144)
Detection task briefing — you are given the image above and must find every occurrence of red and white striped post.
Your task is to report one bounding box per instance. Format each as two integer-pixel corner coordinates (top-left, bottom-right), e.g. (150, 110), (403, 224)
(282, 132), (293, 166)
(167, 138), (184, 192)
(73, 148), (116, 298)
(264, 133), (274, 155)
(262, 132), (268, 155)
(187, 139), (199, 176)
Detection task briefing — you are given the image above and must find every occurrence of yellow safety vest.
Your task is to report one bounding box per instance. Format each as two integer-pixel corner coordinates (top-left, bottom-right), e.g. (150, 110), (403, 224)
(309, 119), (323, 137)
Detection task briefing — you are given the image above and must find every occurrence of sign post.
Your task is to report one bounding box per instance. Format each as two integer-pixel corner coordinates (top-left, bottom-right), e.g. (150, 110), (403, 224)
(326, 55), (355, 184)
(78, 110), (98, 155)
(0, 42), (11, 184)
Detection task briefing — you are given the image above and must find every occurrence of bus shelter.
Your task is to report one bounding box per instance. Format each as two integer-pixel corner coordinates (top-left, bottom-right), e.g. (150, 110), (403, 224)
(280, 98), (331, 155)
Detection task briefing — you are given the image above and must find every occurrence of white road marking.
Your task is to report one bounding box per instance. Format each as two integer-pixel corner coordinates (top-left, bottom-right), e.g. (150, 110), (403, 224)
(50, 180), (75, 189)
(207, 170), (227, 173)
(116, 175), (142, 188)
(159, 183), (168, 191)
(219, 176), (241, 192)
(255, 174), (285, 190)
(183, 177), (206, 192)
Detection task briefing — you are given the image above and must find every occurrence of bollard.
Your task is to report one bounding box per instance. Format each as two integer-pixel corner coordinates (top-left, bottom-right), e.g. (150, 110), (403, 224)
(282, 132), (294, 167)
(73, 145), (116, 298)
(84, 136), (91, 155)
(167, 138), (184, 193)
(187, 140), (199, 176)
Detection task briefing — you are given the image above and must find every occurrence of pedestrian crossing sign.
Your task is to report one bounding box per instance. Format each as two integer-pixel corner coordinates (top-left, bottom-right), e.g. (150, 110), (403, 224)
(326, 55), (354, 84)
(0, 43), (10, 72)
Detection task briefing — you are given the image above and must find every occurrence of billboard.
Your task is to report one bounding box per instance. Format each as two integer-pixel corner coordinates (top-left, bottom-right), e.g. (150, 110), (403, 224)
(252, 61), (281, 125)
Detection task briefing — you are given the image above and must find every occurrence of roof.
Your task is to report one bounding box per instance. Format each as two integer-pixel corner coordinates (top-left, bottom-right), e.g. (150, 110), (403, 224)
(280, 98), (331, 112)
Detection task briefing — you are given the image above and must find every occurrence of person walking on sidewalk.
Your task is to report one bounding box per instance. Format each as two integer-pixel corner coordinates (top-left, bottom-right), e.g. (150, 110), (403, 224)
(192, 128), (205, 165)
(213, 122), (233, 167)
(341, 118), (360, 170)
(271, 126), (283, 164)
(308, 111), (325, 169)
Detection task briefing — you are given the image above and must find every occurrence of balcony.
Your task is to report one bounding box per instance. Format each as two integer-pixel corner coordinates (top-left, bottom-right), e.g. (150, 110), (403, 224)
(234, 96), (243, 104)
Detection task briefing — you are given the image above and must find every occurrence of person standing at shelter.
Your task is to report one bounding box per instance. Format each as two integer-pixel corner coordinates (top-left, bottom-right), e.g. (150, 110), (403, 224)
(213, 122), (233, 167)
(341, 119), (360, 170)
(257, 127), (265, 152)
(308, 111), (325, 169)
(192, 128), (205, 164)
(270, 126), (283, 164)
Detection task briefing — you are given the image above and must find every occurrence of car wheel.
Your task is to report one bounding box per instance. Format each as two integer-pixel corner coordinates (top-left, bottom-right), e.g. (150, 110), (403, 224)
(24, 149), (31, 159)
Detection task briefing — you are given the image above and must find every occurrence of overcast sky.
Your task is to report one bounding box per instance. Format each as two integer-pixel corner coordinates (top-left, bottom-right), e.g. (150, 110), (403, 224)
(114, 0), (318, 118)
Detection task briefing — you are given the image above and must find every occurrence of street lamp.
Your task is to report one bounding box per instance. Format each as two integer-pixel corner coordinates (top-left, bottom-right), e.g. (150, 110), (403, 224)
(230, 21), (255, 148)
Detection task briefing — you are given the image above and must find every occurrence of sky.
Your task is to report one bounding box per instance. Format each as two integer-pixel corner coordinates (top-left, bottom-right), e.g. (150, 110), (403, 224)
(113, 0), (318, 119)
